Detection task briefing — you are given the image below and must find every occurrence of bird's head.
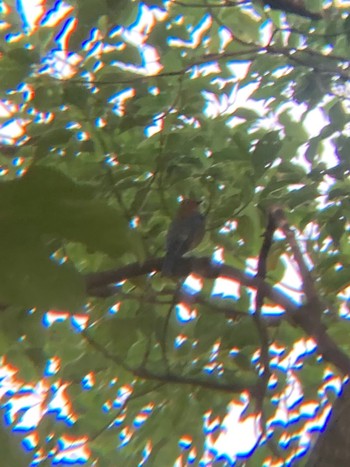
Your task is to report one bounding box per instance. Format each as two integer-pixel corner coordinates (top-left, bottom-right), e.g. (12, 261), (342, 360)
(177, 198), (201, 218)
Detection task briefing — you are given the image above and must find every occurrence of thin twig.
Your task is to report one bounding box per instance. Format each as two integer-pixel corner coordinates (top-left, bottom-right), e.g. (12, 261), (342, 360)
(253, 211), (281, 458)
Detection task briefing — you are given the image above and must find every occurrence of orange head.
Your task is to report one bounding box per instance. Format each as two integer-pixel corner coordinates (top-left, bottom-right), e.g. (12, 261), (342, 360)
(176, 198), (201, 218)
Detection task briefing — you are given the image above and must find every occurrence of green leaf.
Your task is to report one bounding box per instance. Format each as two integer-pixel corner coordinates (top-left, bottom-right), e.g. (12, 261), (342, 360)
(152, 439), (181, 465)
(328, 320), (350, 352)
(0, 228), (85, 309)
(287, 184), (319, 209)
(225, 320), (260, 348)
(7, 47), (40, 65)
(328, 101), (347, 129)
(237, 205), (262, 255)
(102, 44), (142, 66)
(275, 321), (304, 348)
(6, 349), (41, 382)
(78, 0), (108, 25)
(33, 85), (63, 110)
(234, 107), (261, 121)
(63, 83), (91, 109)
(222, 8), (260, 42)
(127, 337), (148, 366)
(0, 165), (141, 258)
(0, 1), (349, 465)
(251, 131), (282, 177)
(297, 361), (324, 399)
(321, 267), (350, 294)
(0, 56), (29, 90)
(0, 417), (32, 467)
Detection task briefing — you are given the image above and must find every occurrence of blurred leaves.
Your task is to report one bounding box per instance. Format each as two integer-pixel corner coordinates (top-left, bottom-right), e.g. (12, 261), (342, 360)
(0, 165), (140, 308)
(0, 0), (348, 465)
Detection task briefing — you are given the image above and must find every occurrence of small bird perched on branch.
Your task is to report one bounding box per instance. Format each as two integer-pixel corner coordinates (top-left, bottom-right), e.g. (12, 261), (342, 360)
(162, 198), (205, 276)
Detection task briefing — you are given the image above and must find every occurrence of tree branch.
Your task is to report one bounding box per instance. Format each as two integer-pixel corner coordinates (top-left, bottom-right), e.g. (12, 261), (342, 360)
(82, 328), (255, 394)
(85, 256), (350, 376)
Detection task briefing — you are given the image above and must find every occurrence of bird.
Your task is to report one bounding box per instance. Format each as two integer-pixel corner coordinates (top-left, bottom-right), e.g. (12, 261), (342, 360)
(162, 198), (205, 276)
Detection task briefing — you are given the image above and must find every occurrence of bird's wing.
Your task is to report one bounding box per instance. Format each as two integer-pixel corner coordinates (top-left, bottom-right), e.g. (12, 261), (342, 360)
(166, 213), (205, 256)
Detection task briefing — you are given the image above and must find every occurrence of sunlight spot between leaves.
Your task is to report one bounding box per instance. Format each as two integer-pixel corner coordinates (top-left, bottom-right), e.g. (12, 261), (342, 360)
(20, 83), (34, 103)
(102, 400), (112, 413)
(54, 435), (90, 464)
(211, 277), (240, 300)
(32, 110), (54, 124)
(133, 403), (154, 428)
(12, 156), (24, 167)
(50, 250), (68, 265)
(188, 447), (197, 463)
(81, 372), (94, 390)
(179, 434), (192, 450)
(95, 116), (107, 128)
(229, 347), (240, 356)
(119, 426), (133, 447)
(212, 401), (260, 463)
(114, 412), (126, 427)
(130, 216), (140, 228)
(23, 432), (38, 451)
(176, 303), (197, 323)
(31, 448), (47, 465)
(48, 383), (76, 425)
(41, 1), (74, 28)
(109, 302), (121, 315)
(105, 154), (118, 166)
(113, 384), (133, 409)
(209, 340), (221, 363)
(203, 411), (220, 435)
(174, 334), (187, 348)
(42, 46), (80, 79)
(43, 311), (69, 327)
(168, 13), (212, 49)
(182, 273), (203, 295)
(18, 0), (44, 31)
(16, 167), (27, 177)
(212, 247), (224, 264)
(0, 117), (25, 143)
(44, 357), (60, 376)
(82, 29), (102, 55)
(140, 440), (152, 466)
(270, 342), (286, 357)
(56, 17), (78, 53)
(5, 385), (45, 430)
(66, 122), (81, 130)
(71, 314), (89, 332)
(5, 31), (25, 43)
(109, 88), (135, 116)
(145, 117), (162, 137)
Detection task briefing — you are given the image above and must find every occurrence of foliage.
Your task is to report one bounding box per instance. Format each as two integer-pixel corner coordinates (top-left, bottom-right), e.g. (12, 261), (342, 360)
(0, 0), (349, 465)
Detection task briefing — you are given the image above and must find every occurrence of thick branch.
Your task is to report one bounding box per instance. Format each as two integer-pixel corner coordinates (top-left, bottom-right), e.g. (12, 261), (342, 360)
(85, 256), (299, 312)
(306, 380), (350, 467)
(85, 256), (350, 376)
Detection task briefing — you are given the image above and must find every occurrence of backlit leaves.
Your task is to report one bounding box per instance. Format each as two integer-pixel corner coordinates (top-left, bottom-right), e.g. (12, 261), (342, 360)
(0, 0), (348, 465)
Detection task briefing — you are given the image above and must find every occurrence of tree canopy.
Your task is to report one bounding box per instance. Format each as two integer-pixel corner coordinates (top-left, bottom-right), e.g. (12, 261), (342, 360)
(1, 0), (350, 465)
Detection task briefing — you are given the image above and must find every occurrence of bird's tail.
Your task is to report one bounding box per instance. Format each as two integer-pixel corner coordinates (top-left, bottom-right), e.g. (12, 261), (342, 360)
(162, 252), (177, 276)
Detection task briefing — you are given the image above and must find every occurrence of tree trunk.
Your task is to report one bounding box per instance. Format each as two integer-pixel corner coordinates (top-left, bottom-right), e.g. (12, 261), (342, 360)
(306, 380), (350, 466)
